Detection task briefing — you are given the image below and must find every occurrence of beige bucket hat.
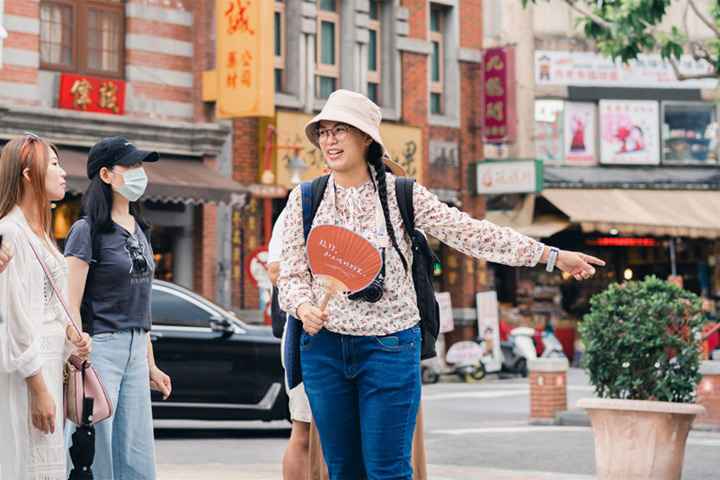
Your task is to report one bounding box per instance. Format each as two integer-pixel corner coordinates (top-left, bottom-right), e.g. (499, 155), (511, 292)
(304, 89), (406, 177)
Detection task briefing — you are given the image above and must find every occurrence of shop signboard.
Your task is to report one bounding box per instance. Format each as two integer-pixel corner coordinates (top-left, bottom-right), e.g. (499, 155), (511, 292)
(475, 158), (544, 195)
(436, 292), (455, 334)
(482, 47), (516, 143)
(564, 102), (597, 165)
(476, 291), (501, 373)
(600, 100), (660, 165)
(535, 100), (564, 163)
(535, 51), (717, 89)
(249, 184), (288, 199)
(272, 112), (423, 188)
(216, 0), (274, 118)
(58, 74), (126, 115)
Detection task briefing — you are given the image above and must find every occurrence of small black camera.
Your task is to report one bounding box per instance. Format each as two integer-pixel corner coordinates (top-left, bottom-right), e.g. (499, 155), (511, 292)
(348, 250), (386, 303)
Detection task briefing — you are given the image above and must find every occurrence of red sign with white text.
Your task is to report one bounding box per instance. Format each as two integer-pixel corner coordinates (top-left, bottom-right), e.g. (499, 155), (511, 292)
(58, 74), (126, 115)
(482, 47), (516, 143)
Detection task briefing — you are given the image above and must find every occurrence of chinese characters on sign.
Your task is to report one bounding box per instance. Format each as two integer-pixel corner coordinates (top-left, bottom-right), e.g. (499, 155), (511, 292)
(482, 47), (516, 143)
(217, 0), (274, 118)
(58, 74), (126, 115)
(535, 51), (717, 89)
(475, 159), (543, 195)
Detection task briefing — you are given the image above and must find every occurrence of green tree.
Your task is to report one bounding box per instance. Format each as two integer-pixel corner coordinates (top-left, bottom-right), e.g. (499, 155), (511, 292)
(521, 0), (720, 80)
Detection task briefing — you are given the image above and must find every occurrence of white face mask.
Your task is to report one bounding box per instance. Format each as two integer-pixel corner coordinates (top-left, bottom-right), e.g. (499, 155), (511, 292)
(111, 167), (148, 202)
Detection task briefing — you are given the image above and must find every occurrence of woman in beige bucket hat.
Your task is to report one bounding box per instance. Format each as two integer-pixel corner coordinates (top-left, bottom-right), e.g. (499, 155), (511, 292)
(278, 90), (604, 479)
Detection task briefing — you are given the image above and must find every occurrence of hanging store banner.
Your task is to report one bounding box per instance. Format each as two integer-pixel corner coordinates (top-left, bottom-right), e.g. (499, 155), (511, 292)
(564, 102), (597, 165)
(535, 51), (717, 89)
(535, 100), (564, 163)
(482, 47), (516, 143)
(58, 74), (126, 115)
(272, 112), (423, 188)
(600, 100), (660, 165)
(216, 0), (274, 118)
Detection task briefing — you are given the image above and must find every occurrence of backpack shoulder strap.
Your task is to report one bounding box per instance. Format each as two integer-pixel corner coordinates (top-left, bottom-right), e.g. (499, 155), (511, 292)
(300, 181), (313, 241)
(395, 177), (416, 234)
(300, 174), (330, 241)
(311, 174), (330, 220)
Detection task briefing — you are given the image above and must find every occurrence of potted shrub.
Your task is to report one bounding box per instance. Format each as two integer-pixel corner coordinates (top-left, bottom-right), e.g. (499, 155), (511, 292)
(577, 275), (706, 480)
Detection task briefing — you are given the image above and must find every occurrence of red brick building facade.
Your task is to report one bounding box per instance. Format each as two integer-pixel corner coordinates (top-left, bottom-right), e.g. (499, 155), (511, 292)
(2, 0), (488, 330)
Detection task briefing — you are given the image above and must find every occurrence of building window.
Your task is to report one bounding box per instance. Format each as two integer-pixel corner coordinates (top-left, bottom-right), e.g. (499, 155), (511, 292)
(662, 102), (719, 164)
(367, 1), (381, 104)
(429, 5), (444, 115)
(315, 0), (340, 99)
(274, 0), (286, 93)
(40, 0), (124, 78)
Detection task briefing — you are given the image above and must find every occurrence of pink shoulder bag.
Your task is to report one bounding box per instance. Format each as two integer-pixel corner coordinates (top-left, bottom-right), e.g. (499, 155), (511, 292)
(26, 237), (114, 426)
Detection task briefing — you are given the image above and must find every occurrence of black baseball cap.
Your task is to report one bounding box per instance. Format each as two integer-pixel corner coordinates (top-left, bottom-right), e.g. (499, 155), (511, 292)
(86, 137), (160, 179)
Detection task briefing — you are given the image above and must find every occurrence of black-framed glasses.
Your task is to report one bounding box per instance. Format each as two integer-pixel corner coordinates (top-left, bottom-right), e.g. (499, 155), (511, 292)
(315, 124), (353, 144)
(124, 235), (149, 274)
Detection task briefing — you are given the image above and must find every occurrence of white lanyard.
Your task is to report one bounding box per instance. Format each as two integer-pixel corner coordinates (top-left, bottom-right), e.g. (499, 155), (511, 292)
(329, 173), (388, 248)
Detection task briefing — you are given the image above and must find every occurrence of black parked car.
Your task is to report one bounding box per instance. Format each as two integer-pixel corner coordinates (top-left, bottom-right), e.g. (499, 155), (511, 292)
(149, 280), (289, 422)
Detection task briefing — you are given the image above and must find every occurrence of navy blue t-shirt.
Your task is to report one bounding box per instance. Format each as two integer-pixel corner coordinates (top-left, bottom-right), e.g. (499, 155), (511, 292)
(64, 218), (155, 335)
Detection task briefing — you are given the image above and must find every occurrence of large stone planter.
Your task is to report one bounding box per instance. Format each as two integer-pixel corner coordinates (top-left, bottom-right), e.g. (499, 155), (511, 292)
(577, 397), (705, 480)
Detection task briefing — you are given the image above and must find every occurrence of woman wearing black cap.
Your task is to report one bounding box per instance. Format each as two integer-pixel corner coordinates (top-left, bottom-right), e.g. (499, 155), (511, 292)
(64, 137), (171, 479)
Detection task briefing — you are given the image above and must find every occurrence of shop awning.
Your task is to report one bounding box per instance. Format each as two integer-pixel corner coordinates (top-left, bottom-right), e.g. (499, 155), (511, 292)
(60, 149), (249, 206)
(486, 194), (571, 239)
(542, 188), (720, 238)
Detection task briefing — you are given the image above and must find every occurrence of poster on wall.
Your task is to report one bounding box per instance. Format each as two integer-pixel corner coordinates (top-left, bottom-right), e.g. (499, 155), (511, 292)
(564, 102), (596, 165)
(600, 100), (660, 165)
(476, 291), (501, 372)
(535, 100), (564, 163)
(436, 292), (455, 333)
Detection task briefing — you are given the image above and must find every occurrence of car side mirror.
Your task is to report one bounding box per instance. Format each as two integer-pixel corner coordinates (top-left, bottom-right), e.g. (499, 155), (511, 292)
(209, 316), (233, 333)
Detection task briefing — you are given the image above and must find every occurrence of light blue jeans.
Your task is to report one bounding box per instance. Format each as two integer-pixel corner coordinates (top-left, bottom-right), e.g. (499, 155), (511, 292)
(66, 328), (156, 479)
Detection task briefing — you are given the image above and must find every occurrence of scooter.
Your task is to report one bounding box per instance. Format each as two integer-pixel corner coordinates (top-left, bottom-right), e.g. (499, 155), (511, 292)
(539, 329), (566, 358)
(421, 340), (487, 384)
(499, 327), (538, 377)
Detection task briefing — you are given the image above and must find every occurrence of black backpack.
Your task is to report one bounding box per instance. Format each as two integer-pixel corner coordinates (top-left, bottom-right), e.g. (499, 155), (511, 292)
(295, 174), (440, 359)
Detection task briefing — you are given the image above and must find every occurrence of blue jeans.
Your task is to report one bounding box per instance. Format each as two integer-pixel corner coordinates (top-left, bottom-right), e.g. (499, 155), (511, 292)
(301, 324), (421, 480)
(66, 329), (156, 479)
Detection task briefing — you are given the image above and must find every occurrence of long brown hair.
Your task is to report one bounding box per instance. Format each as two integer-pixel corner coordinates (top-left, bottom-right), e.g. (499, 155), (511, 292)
(0, 135), (58, 242)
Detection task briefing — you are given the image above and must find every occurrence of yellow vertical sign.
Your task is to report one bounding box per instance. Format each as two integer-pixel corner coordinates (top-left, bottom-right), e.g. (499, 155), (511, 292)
(217, 0), (274, 118)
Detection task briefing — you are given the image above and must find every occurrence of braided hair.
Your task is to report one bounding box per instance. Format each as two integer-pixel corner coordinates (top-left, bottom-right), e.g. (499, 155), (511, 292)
(367, 141), (408, 272)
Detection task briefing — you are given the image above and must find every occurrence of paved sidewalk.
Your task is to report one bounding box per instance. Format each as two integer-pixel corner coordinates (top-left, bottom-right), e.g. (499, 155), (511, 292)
(157, 463), (596, 480)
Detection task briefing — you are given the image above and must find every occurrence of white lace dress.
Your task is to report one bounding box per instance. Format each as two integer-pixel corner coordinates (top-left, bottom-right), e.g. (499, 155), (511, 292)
(0, 207), (72, 480)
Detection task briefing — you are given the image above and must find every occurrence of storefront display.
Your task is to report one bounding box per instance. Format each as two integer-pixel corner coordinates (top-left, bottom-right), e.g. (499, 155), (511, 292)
(662, 102), (719, 164)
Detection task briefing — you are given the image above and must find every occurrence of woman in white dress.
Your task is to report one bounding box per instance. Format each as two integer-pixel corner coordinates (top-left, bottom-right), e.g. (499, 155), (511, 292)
(0, 133), (91, 480)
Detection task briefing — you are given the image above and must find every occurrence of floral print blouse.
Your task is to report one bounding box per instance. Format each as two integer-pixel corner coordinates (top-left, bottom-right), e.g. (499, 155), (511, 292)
(277, 173), (545, 336)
